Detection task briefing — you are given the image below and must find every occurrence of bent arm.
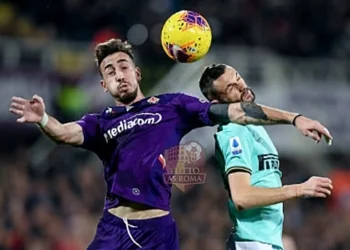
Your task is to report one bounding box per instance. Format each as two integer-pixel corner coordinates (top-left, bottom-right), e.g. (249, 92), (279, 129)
(209, 102), (297, 125)
(228, 172), (298, 211)
(38, 114), (83, 146)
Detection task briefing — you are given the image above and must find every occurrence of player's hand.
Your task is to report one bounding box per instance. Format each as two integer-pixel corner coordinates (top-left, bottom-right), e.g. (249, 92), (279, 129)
(9, 95), (45, 123)
(294, 115), (333, 145)
(296, 176), (333, 198)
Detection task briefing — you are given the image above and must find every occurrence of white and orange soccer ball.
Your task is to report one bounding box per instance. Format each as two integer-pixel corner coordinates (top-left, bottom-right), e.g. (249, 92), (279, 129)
(161, 10), (212, 63)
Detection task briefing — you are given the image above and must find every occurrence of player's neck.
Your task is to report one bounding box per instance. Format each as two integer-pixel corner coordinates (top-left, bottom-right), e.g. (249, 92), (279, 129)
(115, 92), (145, 106)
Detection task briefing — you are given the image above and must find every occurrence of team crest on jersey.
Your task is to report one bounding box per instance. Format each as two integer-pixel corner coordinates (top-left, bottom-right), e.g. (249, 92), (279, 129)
(147, 96), (159, 104)
(230, 136), (243, 155)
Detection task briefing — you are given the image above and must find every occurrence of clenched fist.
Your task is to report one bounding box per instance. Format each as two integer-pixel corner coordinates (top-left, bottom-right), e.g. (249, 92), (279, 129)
(9, 95), (46, 123)
(296, 176), (333, 198)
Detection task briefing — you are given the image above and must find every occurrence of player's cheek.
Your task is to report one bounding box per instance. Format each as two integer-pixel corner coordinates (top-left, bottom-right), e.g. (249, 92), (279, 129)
(230, 91), (240, 102)
(109, 82), (119, 95)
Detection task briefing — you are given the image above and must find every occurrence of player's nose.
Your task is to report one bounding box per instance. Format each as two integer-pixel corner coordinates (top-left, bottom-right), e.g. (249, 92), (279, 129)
(238, 83), (247, 92)
(115, 72), (124, 83)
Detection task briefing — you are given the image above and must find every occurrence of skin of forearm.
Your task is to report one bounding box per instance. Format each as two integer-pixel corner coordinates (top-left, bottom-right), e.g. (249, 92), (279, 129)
(228, 102), (297, 125)
(232, 184), (298, 211)
(38, 116), (72, 144)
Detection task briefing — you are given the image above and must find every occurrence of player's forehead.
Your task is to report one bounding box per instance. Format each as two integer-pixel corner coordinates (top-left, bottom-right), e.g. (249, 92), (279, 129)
(215, 66), (237, 84)
(100, 52), (133, 69)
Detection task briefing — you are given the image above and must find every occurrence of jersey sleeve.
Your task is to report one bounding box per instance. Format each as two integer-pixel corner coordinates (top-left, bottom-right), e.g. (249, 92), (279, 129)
(174, 93), (213, 128)
(215, 125), (254, 175)
(75, 114), (104, 153)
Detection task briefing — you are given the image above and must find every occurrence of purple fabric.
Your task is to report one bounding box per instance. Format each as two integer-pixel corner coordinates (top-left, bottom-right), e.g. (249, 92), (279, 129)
(75, 93), (212, 211)
(87, 210), (179, 250)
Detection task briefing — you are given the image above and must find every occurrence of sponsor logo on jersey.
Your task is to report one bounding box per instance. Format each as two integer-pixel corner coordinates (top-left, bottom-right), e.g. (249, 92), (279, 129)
(258, 154), (280, 171)
(230, 136), (243, 155)
(103, 113), (162, 142)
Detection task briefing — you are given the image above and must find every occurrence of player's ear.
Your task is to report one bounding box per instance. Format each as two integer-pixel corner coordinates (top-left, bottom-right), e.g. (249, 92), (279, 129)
(100, 80), (108, 93)
(135, 66), (142, 82)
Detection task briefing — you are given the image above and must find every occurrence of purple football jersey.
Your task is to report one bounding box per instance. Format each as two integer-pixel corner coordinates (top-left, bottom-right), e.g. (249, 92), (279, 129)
(76, 93), (212, 211)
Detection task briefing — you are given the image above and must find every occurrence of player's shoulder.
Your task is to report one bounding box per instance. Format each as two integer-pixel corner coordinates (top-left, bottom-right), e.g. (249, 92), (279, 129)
(139, 93), (182, 106)
(217, 123), (251, 135)
(81, 113), (101, 120)
(152, 93), (180, 101)
(77, 113), (102, 125)
(155, 92), (190, 100)
(158, 92), (208, 103)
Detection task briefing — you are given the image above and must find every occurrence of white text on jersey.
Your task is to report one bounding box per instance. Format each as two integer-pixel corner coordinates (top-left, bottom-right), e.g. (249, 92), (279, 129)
(103, 113), (162, 142)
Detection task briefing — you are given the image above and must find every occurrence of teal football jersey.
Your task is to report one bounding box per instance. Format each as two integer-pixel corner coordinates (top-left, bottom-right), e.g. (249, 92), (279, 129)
(215, 123), (284, 249)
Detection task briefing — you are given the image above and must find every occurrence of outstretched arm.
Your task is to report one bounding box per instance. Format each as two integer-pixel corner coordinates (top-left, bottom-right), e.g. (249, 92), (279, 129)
(209, 102), (333, 144)
(9, 95), (83, 145)
(228, 172), (332, 211)
(37, 115), (83, 145)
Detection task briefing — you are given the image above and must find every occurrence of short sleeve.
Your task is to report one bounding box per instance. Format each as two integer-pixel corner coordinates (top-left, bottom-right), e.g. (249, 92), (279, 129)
(75, 114), (104, 153)
(215, 125), (253, 175)
(174, 93), (213, 128)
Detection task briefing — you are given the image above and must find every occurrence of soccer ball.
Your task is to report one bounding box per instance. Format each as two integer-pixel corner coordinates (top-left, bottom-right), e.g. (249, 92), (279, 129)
(161, 10), (212, 63)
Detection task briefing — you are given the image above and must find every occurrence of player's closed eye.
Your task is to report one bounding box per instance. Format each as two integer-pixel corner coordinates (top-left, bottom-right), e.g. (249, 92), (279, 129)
(120, 65), (129, 70)
(226, 83), (237, 94)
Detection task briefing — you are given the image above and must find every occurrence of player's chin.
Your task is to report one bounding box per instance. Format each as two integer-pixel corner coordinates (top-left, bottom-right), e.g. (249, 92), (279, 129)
(119, 90), (138, 104)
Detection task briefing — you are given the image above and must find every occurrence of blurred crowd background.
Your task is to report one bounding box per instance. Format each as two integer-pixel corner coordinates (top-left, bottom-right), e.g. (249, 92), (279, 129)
(1, 0), (350, 250)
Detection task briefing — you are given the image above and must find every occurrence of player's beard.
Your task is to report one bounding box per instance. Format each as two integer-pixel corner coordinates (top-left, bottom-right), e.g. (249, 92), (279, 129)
(240, 88), (256, 102)
(117, 87), (138, 105)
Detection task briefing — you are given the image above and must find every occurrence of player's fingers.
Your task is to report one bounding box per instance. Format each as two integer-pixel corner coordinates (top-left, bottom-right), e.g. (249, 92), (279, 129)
(316, 187), (332, 196)
(32, 94), (43, 104)
(305, 130), (321, 143)
(17, 117), (26, 123)
(12, 96), (27, 104)
(320, 126), (333, 140)
(11, 102), (24, 110)
(314, 193), (327, 198)
(321, 127), (333, 146)
(314, 123), (333, 140)
(316, 130), (332, 146)
(319, 182), (333, 190)
(315, 177), (332, 183)
(9, 108), (23, 116)
(317, 131), (322, 141)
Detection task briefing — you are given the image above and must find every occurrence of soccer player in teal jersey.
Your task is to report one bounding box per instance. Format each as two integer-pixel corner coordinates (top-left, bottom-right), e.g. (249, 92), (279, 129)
(199, 64), (333, 250)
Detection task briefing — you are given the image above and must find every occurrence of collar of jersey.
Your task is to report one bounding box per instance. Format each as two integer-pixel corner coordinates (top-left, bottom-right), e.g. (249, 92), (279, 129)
(102, 96), (158, 118)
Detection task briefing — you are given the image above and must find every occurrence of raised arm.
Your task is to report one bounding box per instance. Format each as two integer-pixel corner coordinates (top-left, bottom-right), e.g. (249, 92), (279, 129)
(209, 102), (333, 144)
(9, 95), (83, 145)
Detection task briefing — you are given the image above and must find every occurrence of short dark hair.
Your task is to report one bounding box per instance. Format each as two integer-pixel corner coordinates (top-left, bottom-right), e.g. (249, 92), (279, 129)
(199, 64), (226, 100)
(94, 38), (135, 69)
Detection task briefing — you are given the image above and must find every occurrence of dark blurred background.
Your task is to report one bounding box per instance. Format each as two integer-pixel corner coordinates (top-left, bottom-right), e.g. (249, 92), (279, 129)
(1, 0), (350, 250)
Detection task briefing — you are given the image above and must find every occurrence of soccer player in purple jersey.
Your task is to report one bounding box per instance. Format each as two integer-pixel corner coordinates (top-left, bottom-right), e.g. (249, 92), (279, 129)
(10, 39), (332, 250)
